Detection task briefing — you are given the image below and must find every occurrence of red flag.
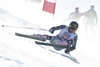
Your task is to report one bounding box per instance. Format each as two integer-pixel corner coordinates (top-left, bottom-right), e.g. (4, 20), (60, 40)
(43, 0), (56, 14)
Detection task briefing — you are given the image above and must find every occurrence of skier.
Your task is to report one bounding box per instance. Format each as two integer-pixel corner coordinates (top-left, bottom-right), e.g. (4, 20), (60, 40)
(15, 21), (78, 54)
(69, 7), (80, 22)
(34, 21), (78, 54)
(63, 7), (82, 22)
(83, 5), (98, 41)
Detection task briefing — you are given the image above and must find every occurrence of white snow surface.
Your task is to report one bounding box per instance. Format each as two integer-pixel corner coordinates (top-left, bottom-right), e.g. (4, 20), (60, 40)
(0, 0), (100, 67)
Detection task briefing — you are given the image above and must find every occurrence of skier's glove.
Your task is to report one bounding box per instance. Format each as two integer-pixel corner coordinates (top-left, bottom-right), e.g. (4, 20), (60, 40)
(64, 45), (71, 54)
(65, 48), (71, 54)
(49, 27), (55, 34)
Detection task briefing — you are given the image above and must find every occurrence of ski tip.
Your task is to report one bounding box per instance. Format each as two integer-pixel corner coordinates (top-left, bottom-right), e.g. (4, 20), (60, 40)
(1, 25), (4, 27)
(15, 32), (18, 35)
(15, 32), (21, 36)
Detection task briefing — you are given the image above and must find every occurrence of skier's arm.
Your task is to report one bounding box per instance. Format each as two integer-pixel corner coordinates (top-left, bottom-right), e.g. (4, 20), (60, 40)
(70, 35), (78, 51)
(49, 25), (66, 33)
(54, 25), (66, 30)
(95, 12), (98, 25)
(65, 35), (78, 53)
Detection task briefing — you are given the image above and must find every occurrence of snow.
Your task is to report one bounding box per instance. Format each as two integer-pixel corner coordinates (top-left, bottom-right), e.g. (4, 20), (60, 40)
(0, 0), (100, 67)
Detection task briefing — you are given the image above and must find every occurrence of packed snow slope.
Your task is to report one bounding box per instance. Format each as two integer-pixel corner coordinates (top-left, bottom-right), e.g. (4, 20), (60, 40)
(0, 0), (100, 67)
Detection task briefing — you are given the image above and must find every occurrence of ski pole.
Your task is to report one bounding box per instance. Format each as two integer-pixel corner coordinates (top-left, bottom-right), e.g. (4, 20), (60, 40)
(1, 25), (48, 31)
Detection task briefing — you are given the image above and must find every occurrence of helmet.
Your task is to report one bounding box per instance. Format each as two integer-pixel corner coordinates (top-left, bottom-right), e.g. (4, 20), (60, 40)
(69, 21), (79, 29)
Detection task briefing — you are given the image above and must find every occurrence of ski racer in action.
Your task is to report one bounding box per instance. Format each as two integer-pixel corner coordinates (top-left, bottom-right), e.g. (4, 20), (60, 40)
(34, 21), (78, 54)
(15, 21), (79, 54)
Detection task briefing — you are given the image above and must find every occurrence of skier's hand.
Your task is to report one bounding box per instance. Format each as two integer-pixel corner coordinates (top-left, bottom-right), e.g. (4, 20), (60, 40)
(65, 48), (70, 54)
(49, 27), (55, 34)
(65, 45), (71, 54)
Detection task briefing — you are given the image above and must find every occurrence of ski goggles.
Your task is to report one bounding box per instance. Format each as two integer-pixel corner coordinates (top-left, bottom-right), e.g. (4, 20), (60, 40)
(70, 27), (77, 30)
(70, 23), (78, 28)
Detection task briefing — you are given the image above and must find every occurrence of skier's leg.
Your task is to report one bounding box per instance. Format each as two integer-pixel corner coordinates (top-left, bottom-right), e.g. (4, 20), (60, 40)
(33, 34), (49, 41)
(48, 37), (68, 51)
(49, 37), (68, 45)
(15, 32), (48, 41)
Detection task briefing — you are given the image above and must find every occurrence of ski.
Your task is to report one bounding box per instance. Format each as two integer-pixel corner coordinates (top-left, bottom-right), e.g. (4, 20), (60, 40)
(15, 32), (46, 41)
(15, 33), (79, 63)
(35, 41), (68, 48)
(36, 42), (79, 64)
